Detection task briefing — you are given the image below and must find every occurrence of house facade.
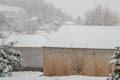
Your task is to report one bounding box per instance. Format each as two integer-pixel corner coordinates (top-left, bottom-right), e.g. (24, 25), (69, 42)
(5, 33), (49, 71)
(43, 26), (120, 76)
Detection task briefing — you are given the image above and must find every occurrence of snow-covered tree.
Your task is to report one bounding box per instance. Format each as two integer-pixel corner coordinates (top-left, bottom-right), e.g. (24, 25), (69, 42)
(0, 42), (22, 77)
(107, 47), (120, 80)
(0, 0), (73, 33)
(0, 14), (10, 31)
(84, 5), (120, 26)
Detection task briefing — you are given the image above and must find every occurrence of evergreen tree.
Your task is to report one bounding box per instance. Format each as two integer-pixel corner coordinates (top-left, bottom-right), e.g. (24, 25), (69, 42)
(75, 16), (82, 25)
(0, 42), (22, 77)
(107, 47), (120, 80)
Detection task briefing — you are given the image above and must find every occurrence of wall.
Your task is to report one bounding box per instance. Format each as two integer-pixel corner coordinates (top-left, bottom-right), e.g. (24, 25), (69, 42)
(43, 47), (115, 76)
(15, 47), (43, 69)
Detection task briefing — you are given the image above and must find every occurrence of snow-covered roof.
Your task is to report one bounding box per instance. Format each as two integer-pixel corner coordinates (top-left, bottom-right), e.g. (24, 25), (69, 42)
(64, 21), (75, 25)
(5, 33), (49, 47)
(29, 17), (39, 21)
(44, 26), (120, 49)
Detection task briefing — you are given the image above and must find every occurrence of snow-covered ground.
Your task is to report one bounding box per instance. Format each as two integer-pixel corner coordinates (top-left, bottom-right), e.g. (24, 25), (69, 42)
(0, 71), (107, 80)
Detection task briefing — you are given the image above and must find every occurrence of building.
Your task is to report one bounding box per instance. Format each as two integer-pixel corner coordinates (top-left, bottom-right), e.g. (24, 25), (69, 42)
(42, 26), (120, 76)
(5, 33), (49, 71)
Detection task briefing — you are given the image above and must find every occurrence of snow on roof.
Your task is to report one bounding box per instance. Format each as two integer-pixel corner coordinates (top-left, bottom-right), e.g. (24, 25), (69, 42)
(5, 33), (49, 47)
(64, 21), (75, 25)
(29, 17), (39, 21)
(44, 26), (120, 49)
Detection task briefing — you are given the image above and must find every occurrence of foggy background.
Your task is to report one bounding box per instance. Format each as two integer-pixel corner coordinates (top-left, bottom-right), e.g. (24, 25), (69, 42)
(45, 0), (120, 19)
(0, 0), (120, 35)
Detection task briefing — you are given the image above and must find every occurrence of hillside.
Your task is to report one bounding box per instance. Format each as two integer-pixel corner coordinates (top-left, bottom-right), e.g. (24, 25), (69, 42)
(0, 0), (73, 34)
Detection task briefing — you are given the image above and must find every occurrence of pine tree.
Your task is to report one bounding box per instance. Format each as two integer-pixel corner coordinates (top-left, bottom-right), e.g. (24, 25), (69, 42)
(75, 16), (82, 25)
(0, 42), (22, 77)
(107, 47), (120, 80)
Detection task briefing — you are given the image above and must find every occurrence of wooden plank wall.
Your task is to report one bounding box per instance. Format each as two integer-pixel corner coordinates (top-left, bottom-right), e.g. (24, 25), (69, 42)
(43, 47), (115, 76)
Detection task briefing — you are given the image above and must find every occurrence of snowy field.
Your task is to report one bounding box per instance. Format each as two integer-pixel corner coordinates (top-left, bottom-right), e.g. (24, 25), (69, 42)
(0, 71), (107, 80)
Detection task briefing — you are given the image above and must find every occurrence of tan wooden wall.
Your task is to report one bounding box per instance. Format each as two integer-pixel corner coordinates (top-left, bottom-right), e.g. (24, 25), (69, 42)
(43, 47), (115, 76)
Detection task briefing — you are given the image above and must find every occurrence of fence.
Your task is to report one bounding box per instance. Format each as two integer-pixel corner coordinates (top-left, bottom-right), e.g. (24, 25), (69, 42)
(43, 47), (115, 76)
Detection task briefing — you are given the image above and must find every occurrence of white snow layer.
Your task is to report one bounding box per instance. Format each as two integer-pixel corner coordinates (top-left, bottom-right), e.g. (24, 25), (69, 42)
(0, 71), (107, 80)
(44, 26), (120, 49)
(109, 59), (120, 64)
(4, 33), (49, 47)
(109, 59), (118, 64)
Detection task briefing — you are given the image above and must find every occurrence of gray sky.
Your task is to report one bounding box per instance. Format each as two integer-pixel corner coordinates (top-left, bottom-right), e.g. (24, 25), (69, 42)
(45, 0), (120, 19)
